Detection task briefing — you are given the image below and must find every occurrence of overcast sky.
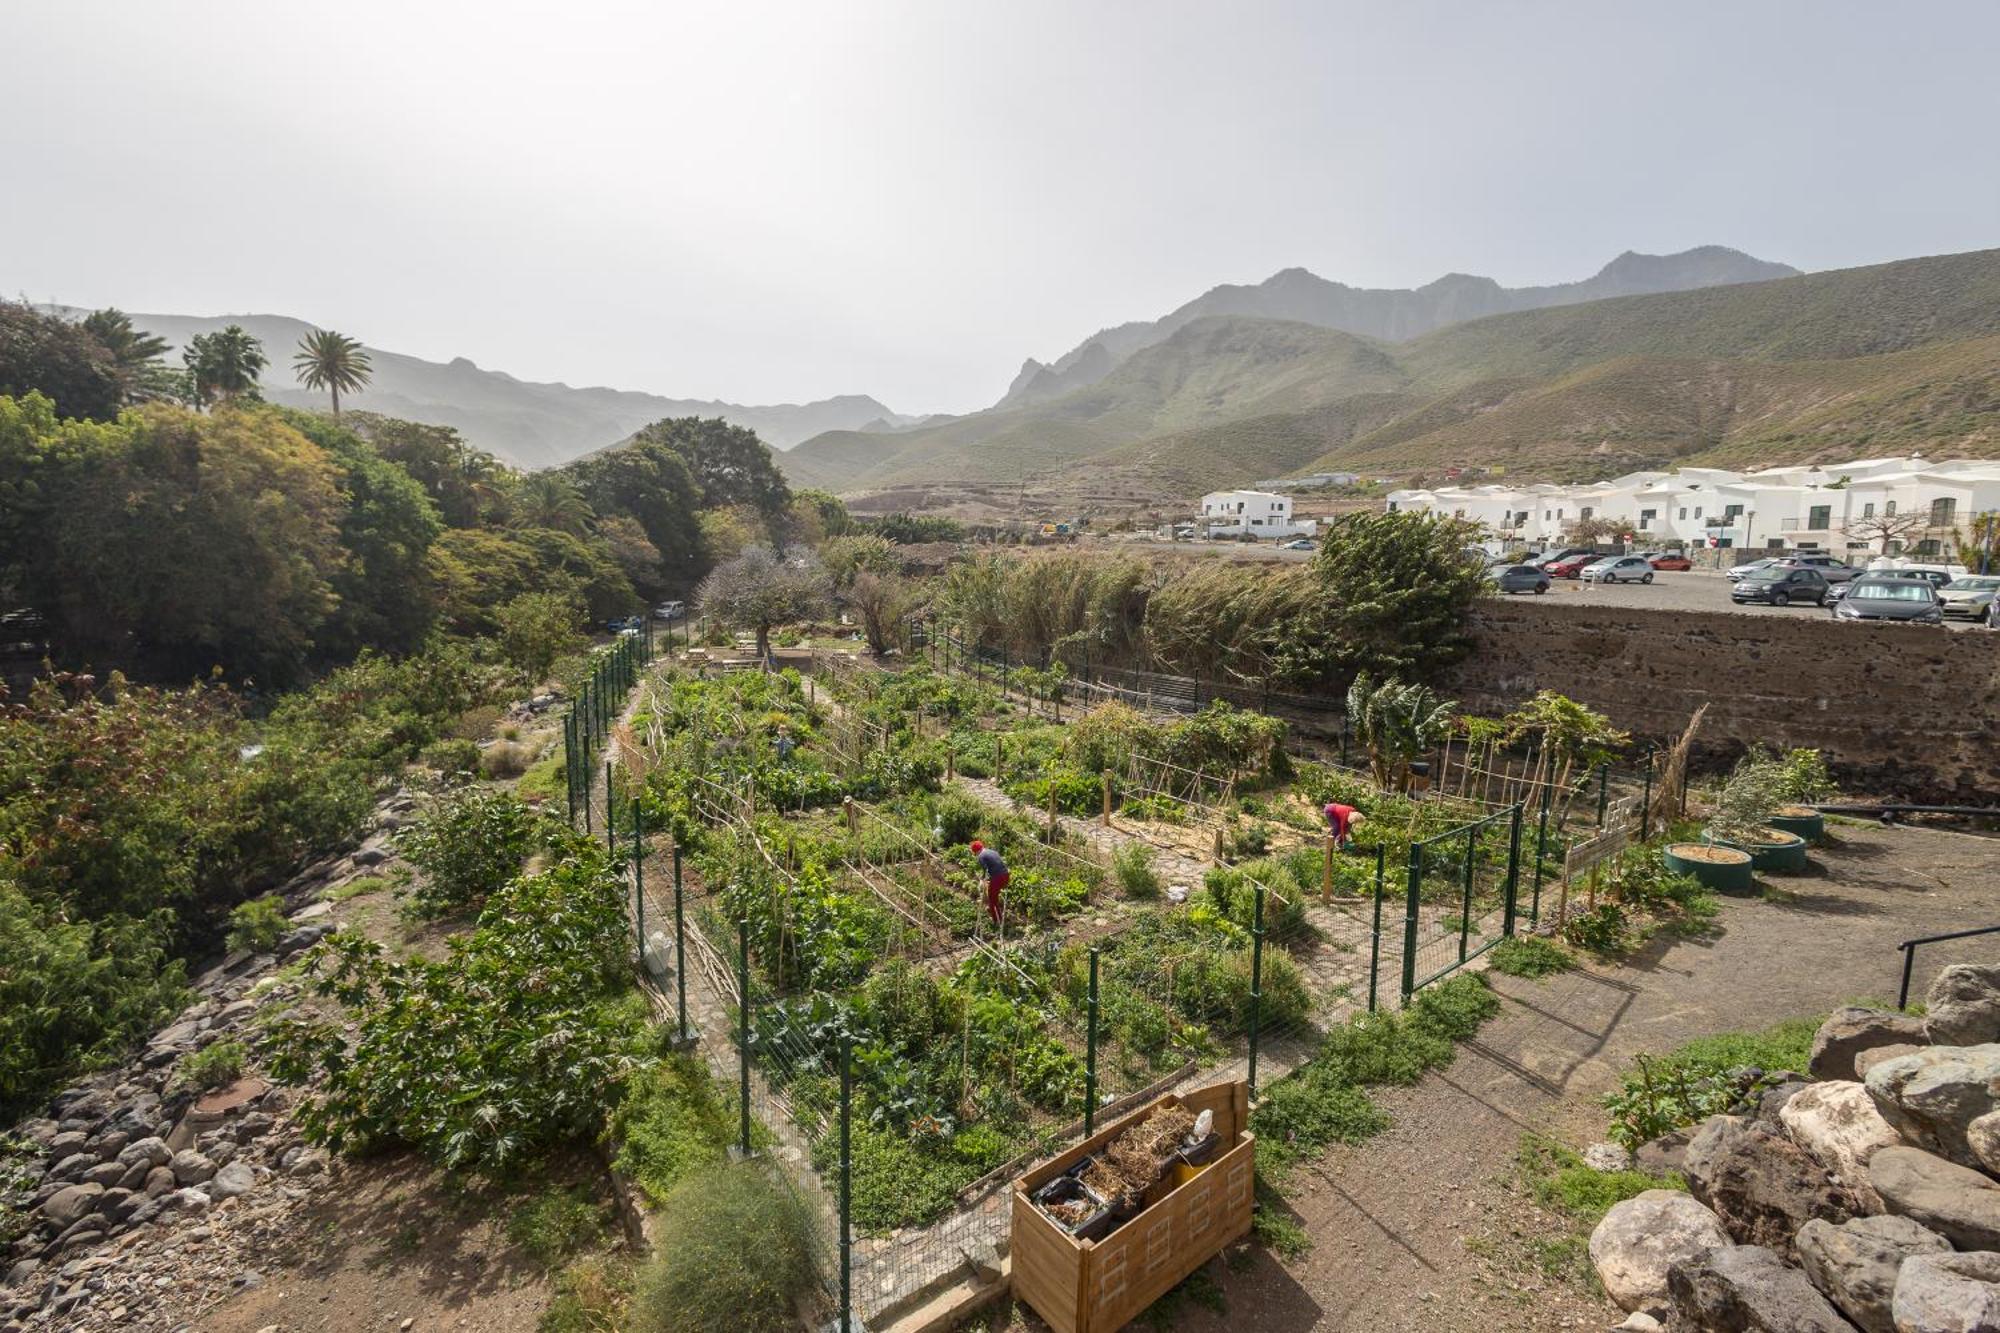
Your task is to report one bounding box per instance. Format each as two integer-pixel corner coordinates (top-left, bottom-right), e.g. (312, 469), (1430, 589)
(5, 1), (1997, 415)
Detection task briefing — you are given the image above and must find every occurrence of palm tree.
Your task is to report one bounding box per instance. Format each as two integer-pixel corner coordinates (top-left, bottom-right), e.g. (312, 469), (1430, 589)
(81, 309), (177, 404)
(292, 329), (372, 419)
(1345, 671), (1457, 792)
(184, 326), (267, 407)
(510, 471), (596, 535)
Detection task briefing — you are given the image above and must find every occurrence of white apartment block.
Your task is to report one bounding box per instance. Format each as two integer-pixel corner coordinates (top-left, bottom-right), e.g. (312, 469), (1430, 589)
(1385, 456), (2000, 559)
(1199, 489), (1317, 538)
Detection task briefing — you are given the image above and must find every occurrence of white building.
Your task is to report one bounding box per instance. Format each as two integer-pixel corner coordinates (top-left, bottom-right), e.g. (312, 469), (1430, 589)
(1386, 455), (2000, 560)
(1199, 489), (1316, 538)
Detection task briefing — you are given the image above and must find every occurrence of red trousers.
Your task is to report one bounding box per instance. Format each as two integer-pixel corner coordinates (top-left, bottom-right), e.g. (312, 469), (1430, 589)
(986, 872), (1009, 924)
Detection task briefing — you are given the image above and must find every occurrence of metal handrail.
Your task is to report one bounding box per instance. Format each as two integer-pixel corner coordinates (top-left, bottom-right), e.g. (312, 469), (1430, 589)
(1898, 925), (2000, 1008)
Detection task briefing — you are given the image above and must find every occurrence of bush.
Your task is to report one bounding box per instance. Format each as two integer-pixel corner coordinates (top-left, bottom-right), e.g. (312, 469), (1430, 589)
(1111, 842), (1161, 899)
(608, 1056), (735, 1204)
(395, 782), (539, 917)
(927, 790), (986, 847)
(507, 1183), (608, 1267)
(225, 895), (290, 954)
(629, 1164), (819, 1333)
(421, 737), (482, 778)
(1602, 1015), (1822, 1149)
(1562, 904), (1628, 955)
(1489, 936), (1572, 979)
(481, 740), (534, 780)
(173, 1039), (247, 1093)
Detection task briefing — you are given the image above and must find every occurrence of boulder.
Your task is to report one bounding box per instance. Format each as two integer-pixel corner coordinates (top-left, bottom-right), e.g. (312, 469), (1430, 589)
(169, 1150), (215, 1187)
(48, 1152), (95, 1182)
(1813, 1009), (1932, 1083)
(1858, 1046), (1928, 1080)
(1926, 966), (2000, 1048)
(79, 1161), (125, 1188)
(1784, 1082), (1906, 1213)
(114, 1137), (170, 1172)
(1969, 1113), (2000, 1178)
(1588, 1142), (1637, 1172)
(89, 1130), (129, 1161)
(1666, 1243), (1859, 1331)
(142, 1166), (177, 1199)
(208, 1162), (255, 1200)
(1640, 1128), (1695, 1175)
(39, 1185), (104, 1230)
(1892, 1251), (2000, 1333)
(1864, 1045), (2000, 1170)
(1872, 1147), (2000, 1251)
(1615, 1315), (1664, 1332)
(1795, 1215), (1950, 1333)
(1589, 1189), (1732, 1316)
(1758, 1080), (1815, 1126)
(1685, 1115), (1855, 1255)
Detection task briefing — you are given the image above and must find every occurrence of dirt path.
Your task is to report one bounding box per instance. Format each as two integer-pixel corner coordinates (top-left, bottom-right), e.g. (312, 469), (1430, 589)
(1154, 820), (2000, 1332)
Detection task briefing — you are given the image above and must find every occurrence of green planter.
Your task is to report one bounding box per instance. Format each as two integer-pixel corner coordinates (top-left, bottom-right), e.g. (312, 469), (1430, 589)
(1716, 829), (1810, 874)
(1663, 843), (1756, 894)
(1767, 808), (1826, 843)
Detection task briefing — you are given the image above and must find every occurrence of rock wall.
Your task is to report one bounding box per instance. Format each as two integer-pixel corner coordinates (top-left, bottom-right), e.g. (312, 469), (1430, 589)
(1452, 602), (2000, 802)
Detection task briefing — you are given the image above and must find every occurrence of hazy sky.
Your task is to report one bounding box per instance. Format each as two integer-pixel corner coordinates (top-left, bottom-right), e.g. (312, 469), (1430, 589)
(5, 1), (1997, 414)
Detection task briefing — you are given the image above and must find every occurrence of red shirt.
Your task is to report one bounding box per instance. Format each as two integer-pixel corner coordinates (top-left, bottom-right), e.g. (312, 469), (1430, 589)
(1324, 802), (1358, 840)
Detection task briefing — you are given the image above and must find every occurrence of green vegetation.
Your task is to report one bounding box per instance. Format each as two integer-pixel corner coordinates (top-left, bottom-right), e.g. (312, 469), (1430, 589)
(224, 895), (291, 954)
(173, 1040), (248, 1093)
(1111, 841), (1162, 898)
(394, 783), (539, 917)
(1489, 936), (1573, 979)
(505, 1182), (610, 1268)
(628, 1164), (821, 1333)
(608, 1055), (737, 1205)
(1602, 1014), (1821, 1150)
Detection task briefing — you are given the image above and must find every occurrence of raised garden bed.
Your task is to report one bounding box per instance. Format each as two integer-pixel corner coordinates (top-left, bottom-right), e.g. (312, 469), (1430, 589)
(1766, 805), (1826, 843)
(1717, 827), (1810, 874)
(1662, 842), (1755, 894)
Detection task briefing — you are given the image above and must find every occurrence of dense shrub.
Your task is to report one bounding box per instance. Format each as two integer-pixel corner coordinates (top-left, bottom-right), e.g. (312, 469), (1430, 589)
(224, 895), (290, 954)
(1111, 842), (1161, 898)
(395, 782), (539, 917)
(609, 1055), (736, 1204)
(629, 1165), (820, 1333)
(173, 1039), (247, 1093)
(269, 833), (645, 1167)
(1602, 1016), (1821, 1150)
(1489, 936), (1572, 979)
(420, 737), (481, 777)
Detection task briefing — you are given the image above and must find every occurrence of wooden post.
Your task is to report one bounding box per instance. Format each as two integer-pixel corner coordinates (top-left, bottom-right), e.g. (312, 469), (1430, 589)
(1212, 826), (1226, 865)
(844, 795), (858, 840)
(1322, 832), (1335, 905)
(1101, 769), (1113, 827)
(946, 743), (955, 782)
(1046, 781), (1059, 842)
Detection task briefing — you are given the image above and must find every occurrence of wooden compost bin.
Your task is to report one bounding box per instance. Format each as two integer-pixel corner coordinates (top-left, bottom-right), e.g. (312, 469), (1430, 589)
(1011, 1081), (1255, 1333)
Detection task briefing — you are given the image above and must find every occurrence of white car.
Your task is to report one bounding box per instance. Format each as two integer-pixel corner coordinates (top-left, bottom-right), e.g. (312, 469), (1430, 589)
(1279, 538), (1315, 551)
(1580, 555), (1655, 584)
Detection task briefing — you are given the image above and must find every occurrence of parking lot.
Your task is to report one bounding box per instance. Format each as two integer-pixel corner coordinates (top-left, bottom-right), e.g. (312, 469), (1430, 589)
(1495, 567), (1992, 630)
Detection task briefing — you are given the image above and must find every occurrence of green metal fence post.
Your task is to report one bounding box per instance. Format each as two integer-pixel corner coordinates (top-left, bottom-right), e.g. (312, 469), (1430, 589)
(582, 754), (592, 833)
(1503, 802), (1524, 938)
(737, 915), (752, 1157)
(1457, 822), (1477, 963)
(564, 712), (577, 825)
(1248, 885), (1266, 1098)
(1084, 948), (1100, 1136)
(839, 1035), (853, 1333)
(1400, 844), (1421, 1007)
(673, 845), (690, 1043)
(632, 798), (645, 959)
(605, 761), (616, 856)
(1368, 845), (1385, 1013)
(1596, 764), (1610, 828)
(1532, 800), (1551, 925)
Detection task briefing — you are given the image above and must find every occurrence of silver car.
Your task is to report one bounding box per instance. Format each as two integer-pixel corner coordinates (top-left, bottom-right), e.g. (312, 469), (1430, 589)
(1937, 574), (2000, 620)
(1580, 555), (1655, 584)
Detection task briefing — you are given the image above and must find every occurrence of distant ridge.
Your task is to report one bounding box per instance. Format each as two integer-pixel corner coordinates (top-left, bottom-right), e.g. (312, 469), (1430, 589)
(31, 305), (909, 469)
(997, 246), (1797, 408)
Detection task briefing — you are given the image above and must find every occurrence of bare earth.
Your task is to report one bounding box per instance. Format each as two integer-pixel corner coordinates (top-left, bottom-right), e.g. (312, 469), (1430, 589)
(971, 819), (2000, 1332)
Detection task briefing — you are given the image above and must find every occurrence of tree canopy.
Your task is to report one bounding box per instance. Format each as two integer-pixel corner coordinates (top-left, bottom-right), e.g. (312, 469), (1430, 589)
(629, 416), (790, 524)
(696, 546), (828, 657)
(0, 301), (125, 421)
(292, 328), (373, 419)
(184, 325), (268, 406)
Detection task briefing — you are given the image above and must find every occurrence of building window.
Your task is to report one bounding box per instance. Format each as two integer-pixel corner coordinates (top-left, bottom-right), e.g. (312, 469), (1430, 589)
(1639, 508), (1656, 531)
(1581, 506), (1593, 519)
(1916, 539), (1941, 556)
(1862, 502), (1875, 518)
(1678, 508), (1688, 520)
(1808, 505), (1831, 531)
(1885, 500), (1897, 516)
(1725, 503), (1743, 522)
(1931, 497), (1957, 527)
(1694, 506), (1703, 519)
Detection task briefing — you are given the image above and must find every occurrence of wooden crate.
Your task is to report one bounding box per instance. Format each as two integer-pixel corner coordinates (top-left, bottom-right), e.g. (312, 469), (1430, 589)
(1010, 1081), (1255, 1333)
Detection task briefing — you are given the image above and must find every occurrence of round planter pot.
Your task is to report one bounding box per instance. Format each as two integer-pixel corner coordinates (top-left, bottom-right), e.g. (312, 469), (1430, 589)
(1663, 843), (1756, 894)
(1767, 807), (1826, 843)
(1716, 829), (1810, 874)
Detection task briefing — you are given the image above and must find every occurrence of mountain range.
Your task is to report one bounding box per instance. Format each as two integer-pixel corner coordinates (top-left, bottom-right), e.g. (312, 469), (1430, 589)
(779, 246), (2000, 503)
(34, 307), (910, 470)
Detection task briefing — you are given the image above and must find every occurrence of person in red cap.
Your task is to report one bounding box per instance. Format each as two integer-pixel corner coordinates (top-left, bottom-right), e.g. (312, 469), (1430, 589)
(970, 839), (1008, 927)
(1323, 801), (1366, 851)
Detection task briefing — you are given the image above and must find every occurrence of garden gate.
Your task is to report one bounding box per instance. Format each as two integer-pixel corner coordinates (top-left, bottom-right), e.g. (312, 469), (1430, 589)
(1399, 802), (1524, 1004)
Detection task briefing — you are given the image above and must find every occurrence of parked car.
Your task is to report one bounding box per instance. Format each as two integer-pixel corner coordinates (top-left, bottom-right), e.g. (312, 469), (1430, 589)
(1731, 567), (1830, 607)
(1834, 577), (1945, 624)
(1828, 568), (1954, 602)
(1546, 554), (1596, 579)
(1529, 546), (1597, 569)
(1725, 558), (1781, 583)
(1494, 564), (1552, 595)
(1647, 552), (1693, 571)
(654, 599), (686, 620)
(1936, 574), (1999, 620)
(1580, 555), (1655, 584)
(1279, 538), (1315, 551)
(1777, 553), (1861, 583)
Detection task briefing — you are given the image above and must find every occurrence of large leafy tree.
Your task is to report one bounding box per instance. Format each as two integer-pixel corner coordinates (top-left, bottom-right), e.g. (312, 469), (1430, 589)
(695, 546), (828, 658)
(493, 589), (586, 686)
(563, 437), (706, 590)
(511, 470), (595, 535)
(1276, 510), (1487, 686)
(184, 325), (268, 407)
(630, 416), (790, 528)
(1345, 672), (1457, 792)
(16, 402), (344, 680)
(428, 526), (633, 635)
(0, 301), (124, 420)
(349, 412), (506, 527)
(292, 328), (373, 419)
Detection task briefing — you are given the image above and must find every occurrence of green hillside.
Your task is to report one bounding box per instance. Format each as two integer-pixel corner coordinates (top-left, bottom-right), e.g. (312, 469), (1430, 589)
(778, 247), (2000, 501)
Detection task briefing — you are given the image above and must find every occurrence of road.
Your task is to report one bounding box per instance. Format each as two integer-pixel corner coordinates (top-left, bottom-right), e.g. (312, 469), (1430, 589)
(1497, 568), (1993, 630)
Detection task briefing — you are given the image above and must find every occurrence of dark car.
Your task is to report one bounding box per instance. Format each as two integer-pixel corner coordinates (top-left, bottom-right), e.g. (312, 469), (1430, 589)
(1731, 567), (1830, 607)
(1833, 577), (1945, 624)
(1494, 564), (1551, 595)
(1529, 546), (1597, 569)
(1827, 568), (1954, 602)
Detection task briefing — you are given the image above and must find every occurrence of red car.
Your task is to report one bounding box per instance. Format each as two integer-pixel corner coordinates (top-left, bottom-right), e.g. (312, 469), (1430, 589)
(1648, 553), (1693, 571)
(1547, 554), (1595, 578)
